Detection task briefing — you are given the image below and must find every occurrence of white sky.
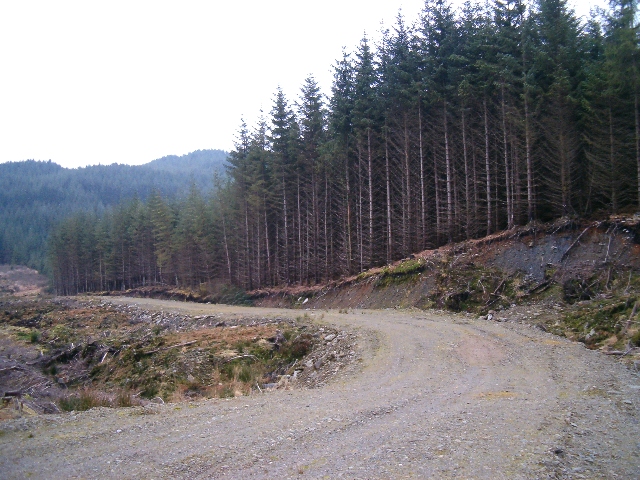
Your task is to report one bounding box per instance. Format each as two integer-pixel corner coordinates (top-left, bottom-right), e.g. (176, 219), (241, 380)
(0, 0), (608, 168)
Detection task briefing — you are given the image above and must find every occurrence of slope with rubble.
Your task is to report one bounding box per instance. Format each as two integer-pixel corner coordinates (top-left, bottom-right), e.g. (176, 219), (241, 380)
(246, 217), (640, 362)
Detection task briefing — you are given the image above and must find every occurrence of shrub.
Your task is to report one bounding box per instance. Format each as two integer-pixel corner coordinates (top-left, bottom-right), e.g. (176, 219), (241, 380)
(58, 389), (109, 412)
(29, 329), (40, 343)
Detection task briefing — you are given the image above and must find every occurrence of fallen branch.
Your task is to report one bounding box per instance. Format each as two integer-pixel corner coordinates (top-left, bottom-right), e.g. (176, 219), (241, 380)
(624, 301), (639, 333)
(485, 296), (501, 308)
(2, 390), (22, 398)
(491, 278), (507, 296)
(222, 354), (257, 364)
(143, 340), (197, 355)
(603, 226), (615, 264)
(25, 380), (51, 392)
(561, 226), (592, 261)
(529, 280), (552, 294)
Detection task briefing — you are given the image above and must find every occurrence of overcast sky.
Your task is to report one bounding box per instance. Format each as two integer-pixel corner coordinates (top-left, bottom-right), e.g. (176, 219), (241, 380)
(0, 0), (608, 169)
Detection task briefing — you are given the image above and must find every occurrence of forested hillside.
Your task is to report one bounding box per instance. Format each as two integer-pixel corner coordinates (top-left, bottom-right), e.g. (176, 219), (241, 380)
(0, 149), (227, 272)
(50, 0), (640, 295)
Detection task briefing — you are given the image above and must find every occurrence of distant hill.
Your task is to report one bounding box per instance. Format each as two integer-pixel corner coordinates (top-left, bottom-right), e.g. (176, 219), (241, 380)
(144, 149), (228, 175)
(0, 149), (228, 272)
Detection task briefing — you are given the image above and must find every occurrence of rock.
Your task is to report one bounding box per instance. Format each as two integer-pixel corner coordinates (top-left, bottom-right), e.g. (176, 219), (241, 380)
(487, 313), (494, 321)
(314, 358), (323, 370)
(305, 360), (314, 369)
(324, 334), (336, 342)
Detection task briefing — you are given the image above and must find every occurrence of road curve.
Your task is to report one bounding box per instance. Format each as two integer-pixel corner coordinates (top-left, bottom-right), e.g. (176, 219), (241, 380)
(1, 298), (639, 479)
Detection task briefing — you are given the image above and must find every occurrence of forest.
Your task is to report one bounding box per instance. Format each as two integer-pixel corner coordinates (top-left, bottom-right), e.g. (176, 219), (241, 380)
(0, 150), (227, 272)
(49, 0), (640, 295)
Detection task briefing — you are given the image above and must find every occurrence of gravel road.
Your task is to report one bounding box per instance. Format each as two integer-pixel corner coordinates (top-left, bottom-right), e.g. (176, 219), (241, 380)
(1, 298), (639, 479)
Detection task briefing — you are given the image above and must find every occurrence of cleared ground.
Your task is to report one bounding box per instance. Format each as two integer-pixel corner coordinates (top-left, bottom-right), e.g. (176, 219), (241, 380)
(1, 297), (639, 479)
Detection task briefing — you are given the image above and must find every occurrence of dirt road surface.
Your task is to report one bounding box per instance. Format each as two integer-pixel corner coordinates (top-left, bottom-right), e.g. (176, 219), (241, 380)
(2, 297), (639, 479)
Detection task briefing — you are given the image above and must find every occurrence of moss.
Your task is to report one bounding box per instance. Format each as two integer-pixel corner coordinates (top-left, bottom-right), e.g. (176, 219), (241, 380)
(375, 258), (427, 287)
(561, 297), (637, 348)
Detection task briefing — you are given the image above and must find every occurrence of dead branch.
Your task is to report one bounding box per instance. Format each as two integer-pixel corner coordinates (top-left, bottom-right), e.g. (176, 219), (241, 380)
(561, 226), (592, 262)
(529, 280), (552, 294)
(491, 278), (507, 296)
(625, 301), (639, 333)
(2, 390), (22, 398)
(604, 226), (615, 264)
(222, 354), (257, 364)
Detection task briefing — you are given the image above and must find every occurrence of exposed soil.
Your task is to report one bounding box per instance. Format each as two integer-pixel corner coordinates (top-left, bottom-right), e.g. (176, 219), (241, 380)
(250, 218), (640, 361)
(252, 218), (640, 310)
(1, 298), (639, 479)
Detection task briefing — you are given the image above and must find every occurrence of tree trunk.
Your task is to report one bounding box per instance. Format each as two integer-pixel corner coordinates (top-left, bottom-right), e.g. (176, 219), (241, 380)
(419, 104), (426, 248)
(484, 97), (492, 235)
(368, 128), (374, 268)
(385, 129), (392, 263)
(462, 105), (470, 239)
(524, 90), (534, 223)
(444, 102), (453, 243)
(501, 84), (513, 229)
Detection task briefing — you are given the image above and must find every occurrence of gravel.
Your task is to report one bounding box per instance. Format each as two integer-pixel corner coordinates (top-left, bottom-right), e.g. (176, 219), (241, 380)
(1, 298), (639, 479)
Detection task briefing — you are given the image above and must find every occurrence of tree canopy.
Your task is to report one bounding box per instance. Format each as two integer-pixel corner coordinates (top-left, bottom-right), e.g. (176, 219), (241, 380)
(49, 0), (640, 294)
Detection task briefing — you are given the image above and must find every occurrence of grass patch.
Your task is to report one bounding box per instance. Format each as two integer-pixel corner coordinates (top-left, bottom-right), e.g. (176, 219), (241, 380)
(58, 389), (110, 412)
(58, 388), (142, 411)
